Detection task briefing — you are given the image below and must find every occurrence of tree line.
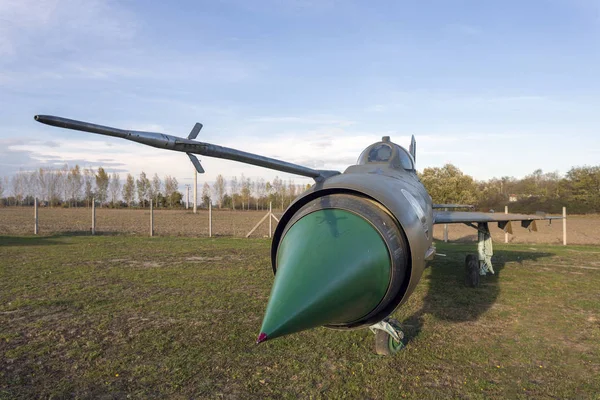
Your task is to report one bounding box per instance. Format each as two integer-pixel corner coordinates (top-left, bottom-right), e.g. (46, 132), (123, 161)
(203, 174), (310, 211)
(2, 163), (600, 213)
(0, 165), (309, 210)
(0, 165), (181, 208)
(419, 164), (600, 214)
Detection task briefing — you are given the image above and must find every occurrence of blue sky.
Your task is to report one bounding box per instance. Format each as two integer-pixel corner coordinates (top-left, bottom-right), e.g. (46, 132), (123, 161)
(1, 0), (599, 189)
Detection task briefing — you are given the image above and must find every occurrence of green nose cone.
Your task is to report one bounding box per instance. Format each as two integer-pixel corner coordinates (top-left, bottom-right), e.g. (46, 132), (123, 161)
(258, 209), (391, 343)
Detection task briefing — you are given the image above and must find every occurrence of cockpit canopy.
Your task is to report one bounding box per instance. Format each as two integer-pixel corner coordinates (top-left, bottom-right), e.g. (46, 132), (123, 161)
(357, 137), (415, 170)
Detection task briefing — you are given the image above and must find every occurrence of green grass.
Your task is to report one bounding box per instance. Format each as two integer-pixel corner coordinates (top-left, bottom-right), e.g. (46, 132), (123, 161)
(1, 236), (599, 398)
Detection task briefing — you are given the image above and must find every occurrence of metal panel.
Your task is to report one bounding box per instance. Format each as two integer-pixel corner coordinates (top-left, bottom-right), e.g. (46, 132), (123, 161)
(434, 211), (554, 225)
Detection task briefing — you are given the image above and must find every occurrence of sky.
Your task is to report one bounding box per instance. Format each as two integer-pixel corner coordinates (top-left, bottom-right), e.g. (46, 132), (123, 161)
(1, 0), (599, 190)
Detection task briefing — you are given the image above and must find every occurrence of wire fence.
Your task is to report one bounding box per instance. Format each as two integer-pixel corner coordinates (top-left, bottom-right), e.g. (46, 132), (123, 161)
(0, 204), (283, 238)
(1, 204), (597, 245)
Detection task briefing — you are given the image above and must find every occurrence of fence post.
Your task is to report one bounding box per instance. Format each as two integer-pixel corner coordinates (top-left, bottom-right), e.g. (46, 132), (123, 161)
(504, 205), (508, 244)
(209, 202), (212, 237)
(193, 170), (197, 214)
(34, 197), (39, 235)
(186, 185), (190, 209)
(443, 207), (448, 243)
(562, 207), (567, 246)
(150, 199), (154, 237)
(269, 202), (272, 239)
(92, 198), (96, 235)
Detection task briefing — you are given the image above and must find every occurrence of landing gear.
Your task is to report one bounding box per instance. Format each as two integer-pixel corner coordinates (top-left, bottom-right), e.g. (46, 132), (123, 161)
(370, 318), (405, 356)
(465, 254), (480, 287)
(462, 221), (494, 288)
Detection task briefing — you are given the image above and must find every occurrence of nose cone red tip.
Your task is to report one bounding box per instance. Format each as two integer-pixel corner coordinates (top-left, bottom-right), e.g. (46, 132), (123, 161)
(256, 332), (268, 344)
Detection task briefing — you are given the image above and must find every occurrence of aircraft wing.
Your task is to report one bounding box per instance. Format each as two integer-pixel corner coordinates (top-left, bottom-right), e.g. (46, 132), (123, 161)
(433, 211), (551, 224)
(433, 210), (561, 233)
(432, 204), (474, 209)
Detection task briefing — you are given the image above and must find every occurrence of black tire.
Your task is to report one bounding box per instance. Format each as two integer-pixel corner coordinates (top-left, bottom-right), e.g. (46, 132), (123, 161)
(465, 254), (480, 287)
(374, 319), (404, 356)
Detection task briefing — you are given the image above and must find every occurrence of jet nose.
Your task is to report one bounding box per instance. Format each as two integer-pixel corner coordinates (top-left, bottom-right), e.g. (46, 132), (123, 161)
(257, 207), (393, 343)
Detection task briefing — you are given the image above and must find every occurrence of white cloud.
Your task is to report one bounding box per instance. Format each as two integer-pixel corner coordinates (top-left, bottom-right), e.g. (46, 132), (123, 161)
(3, 125), (410, 184)
(4, 117), (599, 189)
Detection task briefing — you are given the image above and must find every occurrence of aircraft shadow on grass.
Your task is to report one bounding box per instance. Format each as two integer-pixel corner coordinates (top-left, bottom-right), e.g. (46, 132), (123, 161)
(0, 231), (124, 246)
(400, 247), (555, 344)
(0, 235), (67, 247)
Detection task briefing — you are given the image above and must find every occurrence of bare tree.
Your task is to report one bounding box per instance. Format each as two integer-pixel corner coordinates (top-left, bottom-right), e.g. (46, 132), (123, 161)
(47, 169), (63, 207)
(136, 172), (150, 207)
(201, 182), (212, 208)
(19, 172), (33, 205)
(122, 173), (135, 207)
(83, 168), (94, 207)
(256, 178), (266, 210)
(151, 173), (162, 207)
(272, 176), (284, 210)
(287, 179), (297, 206)
(230, 176), (239, 210)
(95, 167), (110, 207)
(60, 164), (69, 205)
(109, 172), (121, 206)
(35, 168), (47, 204)
(0, 176), (5, 203)
(18, 174), (26, 204)
(240, 174), (251, 210)
(213, 174), (226, 209)
(251, 179), (258, 210)
(11, 173), (25, 206)
(68, 165), (83, 207)
(265, 181), (274, 207)
(163, 175), (179, 208)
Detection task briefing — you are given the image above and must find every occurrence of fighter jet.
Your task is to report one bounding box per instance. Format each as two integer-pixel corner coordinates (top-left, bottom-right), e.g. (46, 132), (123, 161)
(34, 115), (556, 355)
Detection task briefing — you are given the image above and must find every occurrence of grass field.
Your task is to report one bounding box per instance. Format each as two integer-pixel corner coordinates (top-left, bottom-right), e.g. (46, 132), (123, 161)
(1, 235), (599, 398)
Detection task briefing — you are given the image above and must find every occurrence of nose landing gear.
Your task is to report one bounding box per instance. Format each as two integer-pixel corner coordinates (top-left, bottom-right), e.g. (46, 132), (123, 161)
(370, 318), (405, 356)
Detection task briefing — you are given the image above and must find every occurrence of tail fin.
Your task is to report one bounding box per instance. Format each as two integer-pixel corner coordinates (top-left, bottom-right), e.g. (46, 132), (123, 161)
(409, 135), (416, 163)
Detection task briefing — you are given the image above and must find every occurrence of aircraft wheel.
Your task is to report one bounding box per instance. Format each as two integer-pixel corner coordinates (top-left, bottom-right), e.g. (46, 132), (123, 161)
(465, 254), (480, 287)
(374, 319), (404, 356)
